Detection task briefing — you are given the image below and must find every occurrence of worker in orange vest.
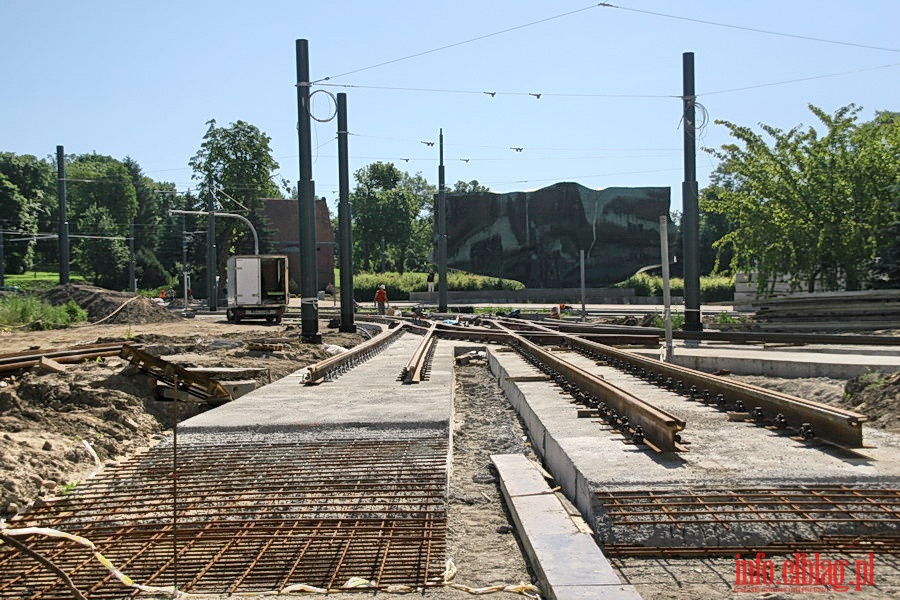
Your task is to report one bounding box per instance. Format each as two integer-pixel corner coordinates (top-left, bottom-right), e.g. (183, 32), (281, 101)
(374, 284), (388, 315)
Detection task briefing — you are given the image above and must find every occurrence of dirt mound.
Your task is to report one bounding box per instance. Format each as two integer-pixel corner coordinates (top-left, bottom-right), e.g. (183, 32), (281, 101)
(842, 371), (900, 430)
(42, 283), (180, 324)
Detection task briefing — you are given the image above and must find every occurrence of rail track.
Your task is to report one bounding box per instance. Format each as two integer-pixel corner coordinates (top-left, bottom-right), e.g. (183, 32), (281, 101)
(348, 315), (869, 450)
(2, 315), (896, 598)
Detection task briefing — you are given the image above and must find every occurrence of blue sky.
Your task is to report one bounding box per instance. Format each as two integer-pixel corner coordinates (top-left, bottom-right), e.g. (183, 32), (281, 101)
(2, 1), (897, 213)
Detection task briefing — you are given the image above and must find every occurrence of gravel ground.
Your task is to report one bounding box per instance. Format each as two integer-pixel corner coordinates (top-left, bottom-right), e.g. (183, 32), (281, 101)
(2, 306), (897, 598)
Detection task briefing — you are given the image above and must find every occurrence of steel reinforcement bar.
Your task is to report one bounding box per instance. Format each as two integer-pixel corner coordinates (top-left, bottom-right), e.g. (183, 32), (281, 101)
(566, 336), (867, 447)
(305, 322), (406, 384)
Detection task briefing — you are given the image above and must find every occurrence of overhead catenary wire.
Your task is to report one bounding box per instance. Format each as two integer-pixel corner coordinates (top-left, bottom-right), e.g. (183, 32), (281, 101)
(316, 82), (677, 99)
(601, 3), (900, 54)
(701, 62), (900, 96)
(312, 3), (603, 83)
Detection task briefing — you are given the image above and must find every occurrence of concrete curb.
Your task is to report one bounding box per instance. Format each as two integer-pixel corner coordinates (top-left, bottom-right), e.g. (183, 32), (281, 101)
(491, 454), (641, 600)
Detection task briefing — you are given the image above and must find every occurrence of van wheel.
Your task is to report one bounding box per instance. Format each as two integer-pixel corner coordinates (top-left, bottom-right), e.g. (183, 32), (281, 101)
(266, 315), (275, 324)
(226, 309), (235, 322)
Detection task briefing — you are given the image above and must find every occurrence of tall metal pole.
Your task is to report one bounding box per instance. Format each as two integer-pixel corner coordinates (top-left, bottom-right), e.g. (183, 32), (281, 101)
(337, 93), (355, 332)
(128, 220), (136, 292)
(437, 129), (448, 312)
(182, 216), (189, 308)
(56, 146), (70, 285)
(681, 52), (701, 333)
(579, 249), (586, 322)
(296, 39), (321, 343)
(659, 215), (674, 361)
(206, 188), (217, 311)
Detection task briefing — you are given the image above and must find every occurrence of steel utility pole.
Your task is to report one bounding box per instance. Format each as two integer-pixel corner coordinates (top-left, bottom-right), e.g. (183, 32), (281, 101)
(681, 52), (701, 333)
(337, 92), (355, 332)
(437, 129), (448, 312)
(206, 188), (217, 311)
(56, 146), (70, 285)
(296, 39), (321, 343)
(128, 220), (136, 292)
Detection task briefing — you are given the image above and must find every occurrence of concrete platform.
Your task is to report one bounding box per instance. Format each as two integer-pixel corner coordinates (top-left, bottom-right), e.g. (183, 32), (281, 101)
(180, 332), (455, 432)
(487, 346), (900, 532)
(631, 342), (900, 378)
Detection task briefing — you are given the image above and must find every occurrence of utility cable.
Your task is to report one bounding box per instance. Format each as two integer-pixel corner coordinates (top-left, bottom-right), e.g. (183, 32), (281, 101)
(316, 82), (676, 99)
(312, 3), (602, 83)
(700, 62), (900, 96)
(601, 3), (899, 53)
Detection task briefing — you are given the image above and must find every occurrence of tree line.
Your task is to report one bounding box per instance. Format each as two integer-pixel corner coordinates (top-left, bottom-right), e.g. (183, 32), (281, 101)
(1, 104), (897, 294)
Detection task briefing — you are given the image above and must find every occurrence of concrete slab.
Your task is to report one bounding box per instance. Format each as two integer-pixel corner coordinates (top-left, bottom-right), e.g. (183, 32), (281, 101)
(632, 343), (900, 378)
(180, 333), (456, 431)
(492, 454), (642, 600)
(487, 345), (900, 535)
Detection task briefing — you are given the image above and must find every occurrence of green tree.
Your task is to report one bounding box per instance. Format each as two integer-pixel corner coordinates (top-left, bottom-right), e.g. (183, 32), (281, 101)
(702, 104), (899, 292)
(351, 163), (436, 273)
(63, 154), (137, 287)
(189, 119), (283, 259)
(72, 205), (130, 288)
(0, 153), (54, 273)
(452, 179), (490, 193)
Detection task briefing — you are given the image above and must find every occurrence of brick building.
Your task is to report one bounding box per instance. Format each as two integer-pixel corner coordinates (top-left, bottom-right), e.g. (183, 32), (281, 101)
(261, 198), (335, 292)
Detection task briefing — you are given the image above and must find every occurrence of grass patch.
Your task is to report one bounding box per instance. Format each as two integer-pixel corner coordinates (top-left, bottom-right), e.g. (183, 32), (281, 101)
(0, 295), (88, 330)
(4, 271), (86, 292)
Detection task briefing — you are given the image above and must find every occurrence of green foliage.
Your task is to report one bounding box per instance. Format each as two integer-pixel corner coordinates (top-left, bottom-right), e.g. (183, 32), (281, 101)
(136, 247), (172, 289)
(352, 271), (524, 302)
(615, 273), (734, 302)
(3, 272), (85, 292)
(351, 163), (436, 274)
(0, 153), (54, 273)
(0, 295), (88, 330)
(59, 481), (79, 495)
(702, 105), (900, 292)
(452, 180), (490, 193)
(189, 119), (284, 258)
(72, 205), (130, 288)
(651, 312), (686, 329)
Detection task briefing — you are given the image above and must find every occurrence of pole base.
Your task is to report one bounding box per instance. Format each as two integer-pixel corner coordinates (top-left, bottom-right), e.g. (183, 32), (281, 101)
(301, 333), (322, 344)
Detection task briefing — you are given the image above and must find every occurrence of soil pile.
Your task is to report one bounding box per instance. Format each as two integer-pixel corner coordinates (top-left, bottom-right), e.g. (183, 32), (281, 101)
(842, 371), (900, 430)
(42, 283), (180, 324)
(0, 321), (366, 517)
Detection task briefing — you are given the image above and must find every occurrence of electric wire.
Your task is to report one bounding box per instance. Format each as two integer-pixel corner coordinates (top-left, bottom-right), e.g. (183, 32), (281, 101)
(316, 82), (676, 99)
(311, 3), (602, 83)
(701, 62), (900, 96)
(602, 3), (900, 53)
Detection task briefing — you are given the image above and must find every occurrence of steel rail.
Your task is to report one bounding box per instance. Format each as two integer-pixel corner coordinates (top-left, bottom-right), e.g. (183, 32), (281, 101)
(119, 345), (230, 402)
(540, 320), (900, 346)
(487, 321), (686, 452)
(566, 336), (867, 447)
(500, 317), (869, 448)
(304, 322), (406, 384)
(0, 343), (133, 373)
(401, 323), (437, 384)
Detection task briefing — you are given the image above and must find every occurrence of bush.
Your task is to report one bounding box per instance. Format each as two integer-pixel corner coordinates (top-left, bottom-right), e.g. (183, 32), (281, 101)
(615, 273), (733, 302)
(352, 271), (525, 302)
(0, 295), (88, 330)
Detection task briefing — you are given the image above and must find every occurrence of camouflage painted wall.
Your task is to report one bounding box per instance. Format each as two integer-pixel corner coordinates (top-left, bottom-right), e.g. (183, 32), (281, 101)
(446, 182), (670, 287)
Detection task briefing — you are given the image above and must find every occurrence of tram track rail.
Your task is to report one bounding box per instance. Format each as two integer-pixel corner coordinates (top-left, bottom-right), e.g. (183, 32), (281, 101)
(0, 343), (136, 374)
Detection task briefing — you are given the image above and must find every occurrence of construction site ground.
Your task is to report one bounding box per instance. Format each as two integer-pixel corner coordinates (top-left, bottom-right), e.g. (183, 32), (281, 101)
(1, 284), (899, 599)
